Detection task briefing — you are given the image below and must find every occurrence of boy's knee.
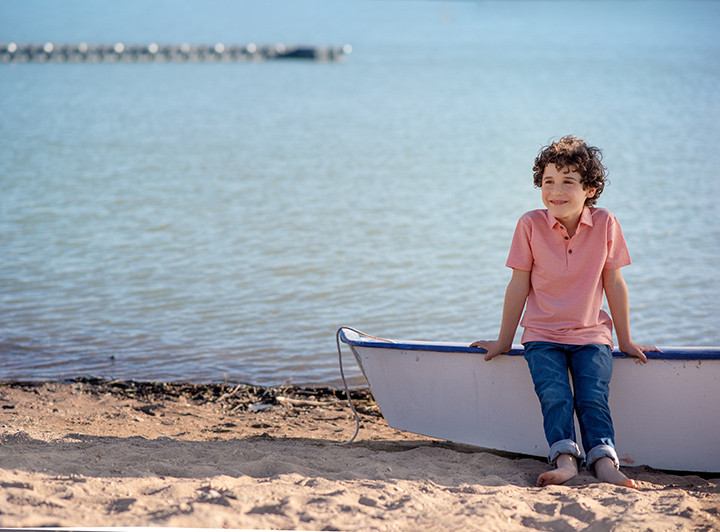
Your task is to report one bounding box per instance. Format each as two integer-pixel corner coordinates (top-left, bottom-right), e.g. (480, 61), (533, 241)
(573, 393), (609, 412)
(535, 380), (573, 406)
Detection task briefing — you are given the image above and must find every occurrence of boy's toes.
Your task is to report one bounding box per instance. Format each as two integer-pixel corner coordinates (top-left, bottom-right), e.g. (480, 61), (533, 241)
(595, 458), (639, 489)
(623, 478), (639, 490)
(537, 466), (577, 487)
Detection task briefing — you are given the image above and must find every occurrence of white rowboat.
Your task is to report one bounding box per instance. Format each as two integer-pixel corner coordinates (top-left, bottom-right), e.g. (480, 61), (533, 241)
(338, 327), (720, 473)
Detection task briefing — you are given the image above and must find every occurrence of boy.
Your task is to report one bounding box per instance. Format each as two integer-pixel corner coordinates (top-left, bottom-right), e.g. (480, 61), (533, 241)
(471, 136), (659, 489)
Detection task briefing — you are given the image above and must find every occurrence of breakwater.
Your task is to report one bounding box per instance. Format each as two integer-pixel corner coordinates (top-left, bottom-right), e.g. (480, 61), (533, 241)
(0, 42), (351, 63)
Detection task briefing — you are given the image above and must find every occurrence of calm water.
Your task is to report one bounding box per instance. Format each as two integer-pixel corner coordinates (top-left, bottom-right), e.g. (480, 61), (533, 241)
(1, 1), (719, 386)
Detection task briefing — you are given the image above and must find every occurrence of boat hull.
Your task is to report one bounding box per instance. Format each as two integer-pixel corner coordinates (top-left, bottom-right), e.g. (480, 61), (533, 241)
(340, 328), (720, 473)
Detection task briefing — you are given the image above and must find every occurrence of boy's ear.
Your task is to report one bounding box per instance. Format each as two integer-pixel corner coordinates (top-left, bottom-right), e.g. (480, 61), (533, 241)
(585, 186), (597, 198)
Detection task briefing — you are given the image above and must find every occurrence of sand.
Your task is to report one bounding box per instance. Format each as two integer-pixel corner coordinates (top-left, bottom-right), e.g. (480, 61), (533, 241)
(0, 379), (718, 530)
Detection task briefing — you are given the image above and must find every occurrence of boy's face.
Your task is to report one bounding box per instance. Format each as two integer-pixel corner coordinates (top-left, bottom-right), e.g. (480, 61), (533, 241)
(541, 164), (596, 227)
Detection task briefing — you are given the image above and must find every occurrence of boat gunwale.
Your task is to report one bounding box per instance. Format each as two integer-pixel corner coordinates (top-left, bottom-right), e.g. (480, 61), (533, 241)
(339, 328), (720, 360)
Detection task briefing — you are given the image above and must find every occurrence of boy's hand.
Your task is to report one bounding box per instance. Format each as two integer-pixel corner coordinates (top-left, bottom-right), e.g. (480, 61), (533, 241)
(618, 340), (662, 364)
(470, 340), (511, 361)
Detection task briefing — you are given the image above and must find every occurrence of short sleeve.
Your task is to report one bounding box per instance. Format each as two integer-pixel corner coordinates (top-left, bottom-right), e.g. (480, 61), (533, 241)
(506, 215), (533, 271)
(604, 213), (631, 269)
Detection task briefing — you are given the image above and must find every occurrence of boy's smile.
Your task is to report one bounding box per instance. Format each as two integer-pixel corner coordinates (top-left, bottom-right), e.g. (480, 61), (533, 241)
(541, 164), (596, 235)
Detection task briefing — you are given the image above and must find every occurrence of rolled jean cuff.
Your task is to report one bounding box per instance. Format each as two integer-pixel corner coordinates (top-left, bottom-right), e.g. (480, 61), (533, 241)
(586, 445), (619, 470)
(548, 439), (583, 466)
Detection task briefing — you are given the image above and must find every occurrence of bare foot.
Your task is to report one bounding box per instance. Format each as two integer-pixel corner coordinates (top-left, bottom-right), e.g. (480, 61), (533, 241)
(537, 454), (578, 486)
(594, 457), (639, 489)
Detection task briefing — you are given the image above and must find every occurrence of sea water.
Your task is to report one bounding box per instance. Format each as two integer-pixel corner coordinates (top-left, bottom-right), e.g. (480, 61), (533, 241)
(1, 0), (719, 386)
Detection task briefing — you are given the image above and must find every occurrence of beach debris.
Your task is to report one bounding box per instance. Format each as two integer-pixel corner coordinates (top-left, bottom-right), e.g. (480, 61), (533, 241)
(359, 496), (379, 507)
(249, 403), (273, 412)
(247, 499), (288, 516)
(209, 422), (236, 434)
(1, 378), (380, 417)
(134, 403), (163, 416)
(0, 481), (33, 490)
(196, 485), (237, 507)
(275, 396), (343, 407)
(107, 497), (136, 514)
(53, 474), (86, 483)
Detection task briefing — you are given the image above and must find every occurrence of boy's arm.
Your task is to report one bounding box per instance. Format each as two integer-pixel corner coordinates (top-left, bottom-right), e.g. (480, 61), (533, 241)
(602, 268), (660, 363)
(470, 268), (530, 361)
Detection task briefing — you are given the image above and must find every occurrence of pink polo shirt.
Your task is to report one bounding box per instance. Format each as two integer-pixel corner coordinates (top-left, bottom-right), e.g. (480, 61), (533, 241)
(506, 207), (631, 347)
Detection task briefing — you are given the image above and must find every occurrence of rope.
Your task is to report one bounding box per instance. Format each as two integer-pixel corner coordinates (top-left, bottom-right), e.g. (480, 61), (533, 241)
(336, 327), (360, 444)
(335, 326), (394, 445)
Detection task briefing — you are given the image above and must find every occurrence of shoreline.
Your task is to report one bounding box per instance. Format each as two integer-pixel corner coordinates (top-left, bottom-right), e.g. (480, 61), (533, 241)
(1, 379), (718, 529)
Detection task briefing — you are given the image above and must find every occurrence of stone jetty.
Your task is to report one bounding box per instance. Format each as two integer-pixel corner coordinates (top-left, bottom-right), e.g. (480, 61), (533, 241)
(0, 42), (352, 63)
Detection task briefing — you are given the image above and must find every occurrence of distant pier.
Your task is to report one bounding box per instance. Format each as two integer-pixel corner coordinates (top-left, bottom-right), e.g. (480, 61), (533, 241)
(0, 42), (352, 63)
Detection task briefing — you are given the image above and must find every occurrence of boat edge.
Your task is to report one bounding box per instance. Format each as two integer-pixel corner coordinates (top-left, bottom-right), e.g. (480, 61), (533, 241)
(338, 327), (720, 360)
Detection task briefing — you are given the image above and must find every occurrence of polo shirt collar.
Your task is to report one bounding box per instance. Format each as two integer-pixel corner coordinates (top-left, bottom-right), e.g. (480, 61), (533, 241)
(545, 207), (594, 230)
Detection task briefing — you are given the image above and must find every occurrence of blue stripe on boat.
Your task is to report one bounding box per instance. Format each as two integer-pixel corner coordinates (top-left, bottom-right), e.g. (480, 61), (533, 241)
(339, 328), (720, 360)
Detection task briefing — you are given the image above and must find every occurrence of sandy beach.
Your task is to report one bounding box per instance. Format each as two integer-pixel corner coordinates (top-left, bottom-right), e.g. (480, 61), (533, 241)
(0, 379), (717, 530)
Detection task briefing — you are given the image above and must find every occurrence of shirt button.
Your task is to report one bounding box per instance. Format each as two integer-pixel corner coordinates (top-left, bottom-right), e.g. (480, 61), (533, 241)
(568, 250), (573, 254)
(564, 236), (569, 240)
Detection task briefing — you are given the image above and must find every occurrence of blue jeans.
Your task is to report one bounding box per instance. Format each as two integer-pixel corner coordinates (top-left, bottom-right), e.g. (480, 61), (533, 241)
(524, 342), (619, 470)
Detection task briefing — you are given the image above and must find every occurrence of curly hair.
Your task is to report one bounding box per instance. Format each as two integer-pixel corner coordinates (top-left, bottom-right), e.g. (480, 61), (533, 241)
(532, 136), (607, 206)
